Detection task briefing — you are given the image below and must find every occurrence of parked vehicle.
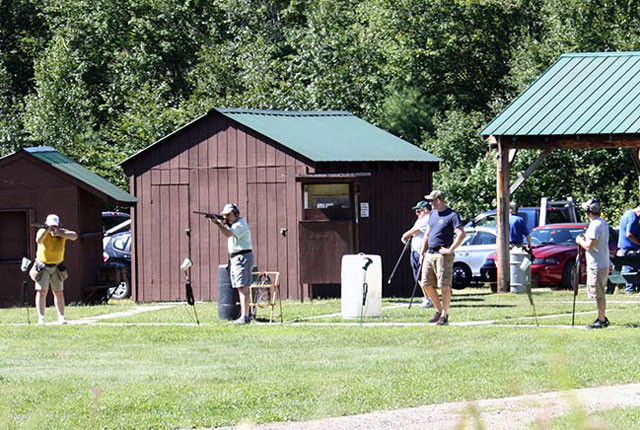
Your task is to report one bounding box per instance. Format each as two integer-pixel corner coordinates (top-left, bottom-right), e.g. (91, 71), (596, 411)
(465, 198), (579, 232)
(480, 223), (618, 291)
(102, 211), (130, 232)
(452, 227), (496, 289)
(103, 230), (132, 299)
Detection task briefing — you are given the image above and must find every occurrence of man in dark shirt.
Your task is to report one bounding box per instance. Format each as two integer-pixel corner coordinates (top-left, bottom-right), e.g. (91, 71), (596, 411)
(509, 202), (530, 247)
(419, 190), (465, 325)
(617, 205), (640, 293)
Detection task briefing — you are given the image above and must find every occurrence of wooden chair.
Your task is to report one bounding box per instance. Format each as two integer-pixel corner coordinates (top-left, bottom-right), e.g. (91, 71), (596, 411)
(249, 271), (283, 323)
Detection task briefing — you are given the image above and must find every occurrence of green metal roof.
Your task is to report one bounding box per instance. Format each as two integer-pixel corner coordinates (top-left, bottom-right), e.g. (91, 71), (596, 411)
(24, 147), (136, 204)
(482, 52), (640, 137)
(217, 108), (439, 162)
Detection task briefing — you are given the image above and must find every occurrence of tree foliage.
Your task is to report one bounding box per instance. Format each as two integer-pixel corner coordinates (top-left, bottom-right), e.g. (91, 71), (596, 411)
(0, 0), (639, 215)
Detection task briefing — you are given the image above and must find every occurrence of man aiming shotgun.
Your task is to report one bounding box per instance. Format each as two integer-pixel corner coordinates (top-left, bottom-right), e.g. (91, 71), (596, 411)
(30, 214), (77, 325)
(206, 204), (255, 325)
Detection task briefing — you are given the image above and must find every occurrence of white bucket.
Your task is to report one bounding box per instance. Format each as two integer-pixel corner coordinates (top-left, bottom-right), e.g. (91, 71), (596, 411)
(341, 254), (382, 319)
(510, 247), (531, 293)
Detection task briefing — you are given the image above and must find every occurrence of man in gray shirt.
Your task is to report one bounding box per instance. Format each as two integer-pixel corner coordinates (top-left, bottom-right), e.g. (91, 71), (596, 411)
(576, 199), (610, 329)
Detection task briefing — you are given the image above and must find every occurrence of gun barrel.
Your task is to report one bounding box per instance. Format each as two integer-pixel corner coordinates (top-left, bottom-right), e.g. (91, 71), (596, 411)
(192, 211), (224, 220)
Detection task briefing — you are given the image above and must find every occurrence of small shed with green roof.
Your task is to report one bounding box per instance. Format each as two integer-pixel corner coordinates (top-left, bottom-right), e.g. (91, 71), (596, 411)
(481, 51), (640, 293)
(122, 108), (440, 302)
(0, 146), (136, 306)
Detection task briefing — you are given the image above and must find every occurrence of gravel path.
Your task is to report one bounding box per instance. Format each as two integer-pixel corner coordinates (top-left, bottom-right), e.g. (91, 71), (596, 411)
(214, 383), (640, 430)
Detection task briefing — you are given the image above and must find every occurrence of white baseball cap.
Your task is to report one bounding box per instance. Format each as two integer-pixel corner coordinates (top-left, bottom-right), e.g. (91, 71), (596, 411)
(220, 203), (239, 216)
(45, 214), (60, 227)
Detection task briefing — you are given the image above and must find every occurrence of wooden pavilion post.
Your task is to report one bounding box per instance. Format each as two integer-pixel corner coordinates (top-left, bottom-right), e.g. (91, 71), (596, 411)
(496, 137), (510, 293)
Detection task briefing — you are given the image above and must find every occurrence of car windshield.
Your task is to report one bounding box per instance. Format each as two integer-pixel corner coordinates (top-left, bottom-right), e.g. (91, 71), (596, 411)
(461, 233), (476, 246)
(531, 227), (585, 246)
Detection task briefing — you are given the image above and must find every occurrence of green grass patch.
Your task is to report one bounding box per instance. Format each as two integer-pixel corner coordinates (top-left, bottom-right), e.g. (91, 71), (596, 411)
(544, 406), (640, 429)
(1, 288), (640, 429)
(0, 300), (136, 324)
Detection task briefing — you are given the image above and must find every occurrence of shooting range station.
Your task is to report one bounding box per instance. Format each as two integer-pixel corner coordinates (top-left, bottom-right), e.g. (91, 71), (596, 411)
(0, 147), (136, 306)
(483, 51), (640, 293)
(121, 108), (440, 302)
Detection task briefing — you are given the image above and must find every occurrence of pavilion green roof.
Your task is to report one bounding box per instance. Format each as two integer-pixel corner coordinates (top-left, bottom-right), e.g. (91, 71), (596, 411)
(482, 52), (640, 137)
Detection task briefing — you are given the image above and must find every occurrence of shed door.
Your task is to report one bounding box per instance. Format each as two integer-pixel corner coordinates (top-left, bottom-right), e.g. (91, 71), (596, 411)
(299, 183), (356, 284)
(0, 210), (31, 306)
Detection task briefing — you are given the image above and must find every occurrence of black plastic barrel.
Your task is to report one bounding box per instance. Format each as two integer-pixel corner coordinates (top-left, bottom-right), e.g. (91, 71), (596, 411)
(217, 264), (240, 320)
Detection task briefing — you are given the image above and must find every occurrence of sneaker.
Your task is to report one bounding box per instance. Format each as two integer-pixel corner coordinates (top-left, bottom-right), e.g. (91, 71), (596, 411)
(57, 317), (68, 325)
(587, 318), (607, 329)
(602, 317), (610, 328)
(232, 316), (250, 325)
(418, 299), (434, 309)
(436, 315), (449, 326)
(37, 318), (45, 326)
(428, 311), (441, 323)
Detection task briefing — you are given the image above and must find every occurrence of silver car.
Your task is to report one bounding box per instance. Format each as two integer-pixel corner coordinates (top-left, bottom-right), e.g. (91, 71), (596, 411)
(453, 227), (496, 289)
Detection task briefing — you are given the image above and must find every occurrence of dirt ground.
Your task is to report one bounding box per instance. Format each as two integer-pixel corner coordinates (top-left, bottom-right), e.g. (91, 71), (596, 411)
(215, 383), (640, 430)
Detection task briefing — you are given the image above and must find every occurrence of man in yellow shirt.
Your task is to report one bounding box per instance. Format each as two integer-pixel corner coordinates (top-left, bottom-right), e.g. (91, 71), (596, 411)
(31, 214), (77, 325)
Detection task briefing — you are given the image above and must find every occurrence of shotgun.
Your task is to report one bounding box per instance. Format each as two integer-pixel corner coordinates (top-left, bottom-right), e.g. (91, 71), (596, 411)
(193, 211), (225, 221)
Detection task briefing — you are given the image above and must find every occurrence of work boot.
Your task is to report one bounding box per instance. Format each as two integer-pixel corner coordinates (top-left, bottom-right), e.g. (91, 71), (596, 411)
(428, 311), (441, 323)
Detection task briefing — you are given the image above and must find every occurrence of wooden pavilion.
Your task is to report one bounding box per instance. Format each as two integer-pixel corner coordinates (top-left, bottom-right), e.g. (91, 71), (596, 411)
(481, 51), (640, 292)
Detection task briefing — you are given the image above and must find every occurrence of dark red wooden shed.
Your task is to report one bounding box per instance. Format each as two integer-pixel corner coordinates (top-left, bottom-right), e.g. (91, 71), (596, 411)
(0, 147), (136, 307)
(121, 108), (440, 302)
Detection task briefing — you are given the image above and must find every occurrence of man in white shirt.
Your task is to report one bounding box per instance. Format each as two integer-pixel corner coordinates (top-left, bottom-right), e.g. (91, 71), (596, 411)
(211, 203), (254, 325)
(401, 200), (433, 308)
(576, 199), (610, 329)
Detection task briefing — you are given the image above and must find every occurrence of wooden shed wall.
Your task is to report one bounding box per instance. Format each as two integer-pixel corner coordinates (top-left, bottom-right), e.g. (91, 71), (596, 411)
(127, 111), (437, 302)
(315, 162), (434, 296)
(0, 156), (102, 306)
(129, 113), (310, 302)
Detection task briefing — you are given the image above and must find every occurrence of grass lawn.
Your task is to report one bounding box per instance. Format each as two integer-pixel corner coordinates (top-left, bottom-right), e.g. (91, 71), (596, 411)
(2, 287), (640, 430)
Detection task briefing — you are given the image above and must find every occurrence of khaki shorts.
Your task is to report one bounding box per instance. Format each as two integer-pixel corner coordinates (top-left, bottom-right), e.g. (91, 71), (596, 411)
(586, 267), (608, 300)
(230, 252), (254, 288)
(31, 264), (65, 291)
(422, 252), (454, 288)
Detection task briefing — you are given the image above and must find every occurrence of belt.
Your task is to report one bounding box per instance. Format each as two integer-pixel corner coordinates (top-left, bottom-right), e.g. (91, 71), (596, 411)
(230, 249), (252, 258)
(510, 242), (523, 246)
(427, 248), (441, 254)
(37, 260), (58, 268)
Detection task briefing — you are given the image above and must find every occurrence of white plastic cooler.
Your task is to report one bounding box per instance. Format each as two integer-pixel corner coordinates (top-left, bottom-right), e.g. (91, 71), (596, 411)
(340, 254), (382, 319)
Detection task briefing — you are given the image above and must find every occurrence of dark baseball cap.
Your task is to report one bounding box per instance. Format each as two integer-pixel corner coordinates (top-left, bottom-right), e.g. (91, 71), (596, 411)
(411, 200), (429, 210)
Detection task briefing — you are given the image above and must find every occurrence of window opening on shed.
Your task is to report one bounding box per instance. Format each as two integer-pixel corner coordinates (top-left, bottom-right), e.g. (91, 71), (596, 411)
(303, 184), (350, 209)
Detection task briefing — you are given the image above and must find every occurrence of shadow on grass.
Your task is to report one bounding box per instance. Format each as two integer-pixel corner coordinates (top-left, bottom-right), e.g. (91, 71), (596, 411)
(622, 323), (640, 328)
(450, 297), (486, 302)
(452, 304), (516, 309)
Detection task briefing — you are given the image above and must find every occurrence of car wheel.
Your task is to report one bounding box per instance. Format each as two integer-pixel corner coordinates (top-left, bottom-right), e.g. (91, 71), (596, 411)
(108, 280), (131, 300)
(452, 264), (472, 290)
(560, 260), (575, 290)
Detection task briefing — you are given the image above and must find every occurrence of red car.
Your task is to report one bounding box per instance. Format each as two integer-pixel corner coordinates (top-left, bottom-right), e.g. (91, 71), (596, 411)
(480, 223), (618, 290)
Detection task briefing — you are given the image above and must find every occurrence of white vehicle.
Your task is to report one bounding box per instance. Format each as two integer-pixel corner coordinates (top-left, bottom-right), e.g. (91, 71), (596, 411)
(453, 227), (496, 289)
